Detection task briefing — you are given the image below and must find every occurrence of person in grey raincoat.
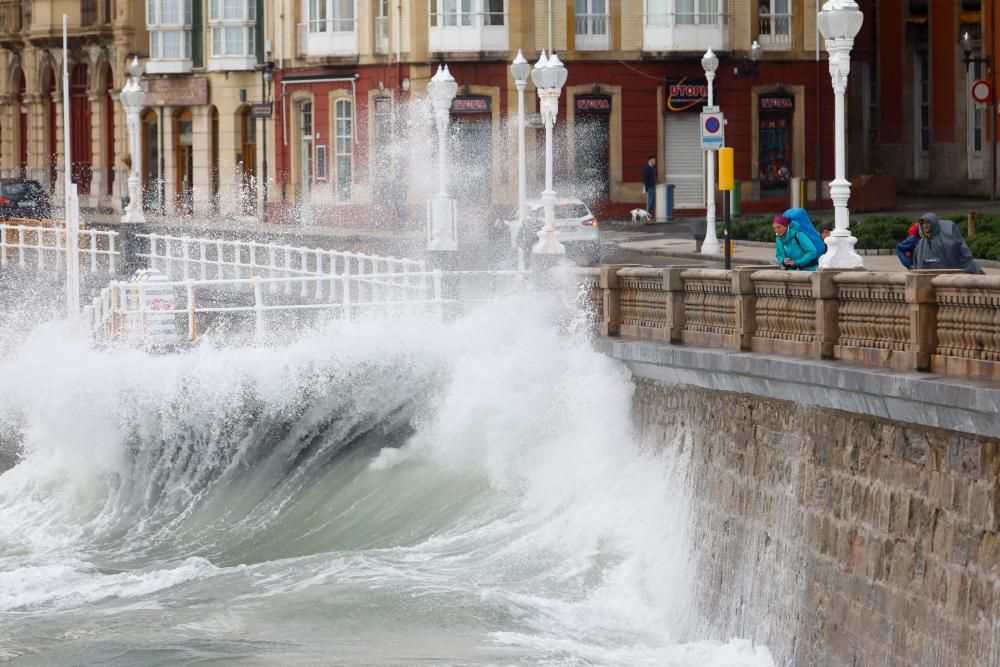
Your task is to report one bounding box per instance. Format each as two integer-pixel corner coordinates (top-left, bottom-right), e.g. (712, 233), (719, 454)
(913, 213), (985, 275)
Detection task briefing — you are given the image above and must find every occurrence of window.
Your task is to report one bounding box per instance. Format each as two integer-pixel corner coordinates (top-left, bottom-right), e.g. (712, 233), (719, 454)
(316, 145), (328, 180)
(758, 0), (791, 47)
(308, 0), (355, 32)
(676, 0), (720, 25)
(375, 0), (389, 52)
(575, 0), (607, 36)
(917, 51), (929, 153)
(300, 102), (314, 194)
(646, 0), (668, 26)
(335, 99), (353, 201)
(430, 0), (504, 27)
(147, 0), (193, 60)
(210, 0), (256, 58)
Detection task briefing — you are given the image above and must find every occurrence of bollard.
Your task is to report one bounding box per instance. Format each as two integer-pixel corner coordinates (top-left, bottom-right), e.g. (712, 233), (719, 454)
(655, 183), (668, 222)
(665, 183), (675, 222)
(790, 177), (803, 208)
(968, 210), (976, 237)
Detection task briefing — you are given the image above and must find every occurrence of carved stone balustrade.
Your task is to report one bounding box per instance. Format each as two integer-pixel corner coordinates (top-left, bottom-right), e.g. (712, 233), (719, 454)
(581, 265), (1000, 381)
(931, 273), (1000, 380)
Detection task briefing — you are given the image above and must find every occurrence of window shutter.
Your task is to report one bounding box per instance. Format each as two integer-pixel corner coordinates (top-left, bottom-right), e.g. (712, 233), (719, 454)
(255, 0), (264, 62)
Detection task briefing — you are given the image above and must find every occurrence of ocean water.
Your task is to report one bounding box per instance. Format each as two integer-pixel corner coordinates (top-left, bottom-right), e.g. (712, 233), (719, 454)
(0, 289), (774, 666)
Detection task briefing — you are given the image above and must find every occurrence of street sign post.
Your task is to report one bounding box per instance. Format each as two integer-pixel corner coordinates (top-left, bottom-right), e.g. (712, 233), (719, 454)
(700, 106), (725, 150)
(972, 79), (992, 104)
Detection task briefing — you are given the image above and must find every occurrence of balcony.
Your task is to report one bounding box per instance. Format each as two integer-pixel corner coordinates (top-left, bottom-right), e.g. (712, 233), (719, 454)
(428, 6), (508, 53)
(375, 16), (388, 54)
(297, 19), (358, 58)
(575, 12), (610, 51)
(0, 0), (26, 36)
(758, 12), (792, 50)
(644, 2), (729, 52)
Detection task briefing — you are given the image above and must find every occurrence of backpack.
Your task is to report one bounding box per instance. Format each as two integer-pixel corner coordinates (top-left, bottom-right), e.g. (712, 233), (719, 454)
(783, 208), (826, 257)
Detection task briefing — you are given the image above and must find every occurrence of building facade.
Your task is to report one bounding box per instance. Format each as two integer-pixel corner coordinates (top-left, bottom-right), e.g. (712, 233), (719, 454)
(0, 0), (890, 222)
(870, 1), (994, 197)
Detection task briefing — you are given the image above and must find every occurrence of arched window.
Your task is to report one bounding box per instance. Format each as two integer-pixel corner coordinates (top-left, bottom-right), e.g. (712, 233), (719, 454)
(141, 108), (160, 211)
(334, 98), (352, 201)
(239, 106), (257, 214)
(16, 70), (27, 178)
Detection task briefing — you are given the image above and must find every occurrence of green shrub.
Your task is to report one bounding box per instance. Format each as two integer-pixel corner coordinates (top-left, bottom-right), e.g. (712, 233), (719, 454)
(968, 233), (1000, 261)
(730, 217), (774, 242)
(851, 215), (911, 249)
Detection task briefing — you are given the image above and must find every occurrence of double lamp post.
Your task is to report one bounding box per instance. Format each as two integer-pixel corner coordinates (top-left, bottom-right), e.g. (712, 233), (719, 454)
(426, 50), (568, 257)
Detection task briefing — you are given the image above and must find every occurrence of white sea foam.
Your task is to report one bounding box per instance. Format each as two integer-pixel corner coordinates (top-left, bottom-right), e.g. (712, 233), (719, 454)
(0, 290), (774, 665)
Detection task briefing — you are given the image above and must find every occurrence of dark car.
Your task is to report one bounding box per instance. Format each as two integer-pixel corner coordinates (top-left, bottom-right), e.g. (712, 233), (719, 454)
(0, 180), (51, 220)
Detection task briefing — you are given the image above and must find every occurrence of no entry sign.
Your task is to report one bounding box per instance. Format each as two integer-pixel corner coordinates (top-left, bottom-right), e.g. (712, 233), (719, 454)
(700, 106), (725, 150)
(971, 79), (992, 104)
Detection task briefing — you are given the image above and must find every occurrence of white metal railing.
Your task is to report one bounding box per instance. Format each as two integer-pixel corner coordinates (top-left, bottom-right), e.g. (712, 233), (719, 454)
(0, 223), (119, 275)
(758, 12), (792, 49)
(575, 12), (610, 50)
(375, 15), (388, 53)
(88, 270), (529, 345)
(136, 234), (425, 294)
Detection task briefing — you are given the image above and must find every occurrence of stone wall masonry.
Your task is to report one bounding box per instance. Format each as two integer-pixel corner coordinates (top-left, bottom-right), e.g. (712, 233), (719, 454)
(633, 379), (1000, 667)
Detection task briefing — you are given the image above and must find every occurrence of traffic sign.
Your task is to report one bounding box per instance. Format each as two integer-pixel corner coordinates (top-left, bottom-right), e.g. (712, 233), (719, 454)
(971, 79), (992, 104)
(250, 102), (273, 120)
(701, 108), (725, 150)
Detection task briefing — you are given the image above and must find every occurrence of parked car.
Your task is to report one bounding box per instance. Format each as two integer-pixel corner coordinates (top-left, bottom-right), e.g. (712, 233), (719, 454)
(505, 196), (601, 264)
(0, 180), (51, 220)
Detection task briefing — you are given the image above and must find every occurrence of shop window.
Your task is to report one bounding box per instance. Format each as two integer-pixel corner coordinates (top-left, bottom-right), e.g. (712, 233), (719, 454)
(758, 93), (793, 196)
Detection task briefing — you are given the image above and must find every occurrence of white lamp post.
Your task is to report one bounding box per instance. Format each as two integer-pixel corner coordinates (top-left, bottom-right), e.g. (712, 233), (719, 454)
(510, 50), (531, 240)
(700, 47), (721, 255)
(427, 64), (459, 251)
(530, 50), (567, 255)
(817, 0), (864, 269)
(120, 56), (145, 224)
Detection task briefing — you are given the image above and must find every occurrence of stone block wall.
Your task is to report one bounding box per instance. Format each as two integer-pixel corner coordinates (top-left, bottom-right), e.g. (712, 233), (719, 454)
(634, 380), (1000, 667)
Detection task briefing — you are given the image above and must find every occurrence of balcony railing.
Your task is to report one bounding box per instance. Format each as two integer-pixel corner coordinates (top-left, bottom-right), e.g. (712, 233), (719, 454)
(428, 10), (508, 52)
(758, 12), (792, 50)
(297, 19), (358, 57)
(375, 15), (388, 54)
(644, 7), (729, 51)
(575, 12), (610, 51)
(0, 0), (26, 35)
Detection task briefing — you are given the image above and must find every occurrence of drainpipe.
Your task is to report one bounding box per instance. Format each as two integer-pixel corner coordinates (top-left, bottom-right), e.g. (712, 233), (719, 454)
(991, 1), (996, 200)
(548, 0), (552, 52)
(815, 0), (821, 203)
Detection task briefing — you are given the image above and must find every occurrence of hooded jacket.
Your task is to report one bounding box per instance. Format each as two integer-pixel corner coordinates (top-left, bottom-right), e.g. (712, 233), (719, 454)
(913, 213), (985, 275)
(783, 208), (827, 257)
(775, 219), (820, 271)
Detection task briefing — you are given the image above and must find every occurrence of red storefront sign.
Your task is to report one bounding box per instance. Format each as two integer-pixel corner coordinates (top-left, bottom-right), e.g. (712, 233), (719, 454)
(665, 77), (708, 112)
(759, 95), (794, 111)
(451, 96), (491, 113)
(576, 96), (611, 113)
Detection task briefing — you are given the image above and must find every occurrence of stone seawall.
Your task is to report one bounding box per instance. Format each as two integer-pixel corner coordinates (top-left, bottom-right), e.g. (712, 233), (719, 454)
(633, 379), (999, 666)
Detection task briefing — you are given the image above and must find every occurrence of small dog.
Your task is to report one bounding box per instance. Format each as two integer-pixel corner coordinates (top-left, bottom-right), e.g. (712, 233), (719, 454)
(630, 208), (652, 223)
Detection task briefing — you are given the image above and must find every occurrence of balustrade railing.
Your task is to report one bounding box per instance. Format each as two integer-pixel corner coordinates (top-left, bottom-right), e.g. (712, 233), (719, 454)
(89, 269), (528, 345)
(585, 266), (1000, 381)
(0, 222), (118, 275)
(0, 0), (25, 35)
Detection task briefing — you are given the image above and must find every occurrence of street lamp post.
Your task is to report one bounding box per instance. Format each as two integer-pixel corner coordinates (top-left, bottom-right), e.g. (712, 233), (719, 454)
(510, 50), (531, 241)
(427, 64), (459, 251)
(817, 0), (864, 269)
(530, 50), (567, 255)
(701, 48), (721, 255)
(120, 56), (145, 224)
(258, 61), (275, 224)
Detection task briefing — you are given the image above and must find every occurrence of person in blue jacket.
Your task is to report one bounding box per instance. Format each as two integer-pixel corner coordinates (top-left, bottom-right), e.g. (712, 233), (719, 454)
(773, 214), (819, 271)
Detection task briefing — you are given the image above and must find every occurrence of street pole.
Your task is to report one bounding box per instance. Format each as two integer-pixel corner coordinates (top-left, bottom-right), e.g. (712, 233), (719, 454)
(817, 0), (864, 270)
(159, 105), (166, 216)
(426, 65), (458, 252)
(121, 57), (145, 224)
(701, 48), (721, 255)
(530, 50), (567, 255)
(62, 15), (80, 325)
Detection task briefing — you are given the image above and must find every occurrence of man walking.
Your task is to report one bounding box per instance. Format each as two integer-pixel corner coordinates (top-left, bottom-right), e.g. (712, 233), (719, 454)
(913, 212), (984, 274)
(643, 156), (657, 215)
